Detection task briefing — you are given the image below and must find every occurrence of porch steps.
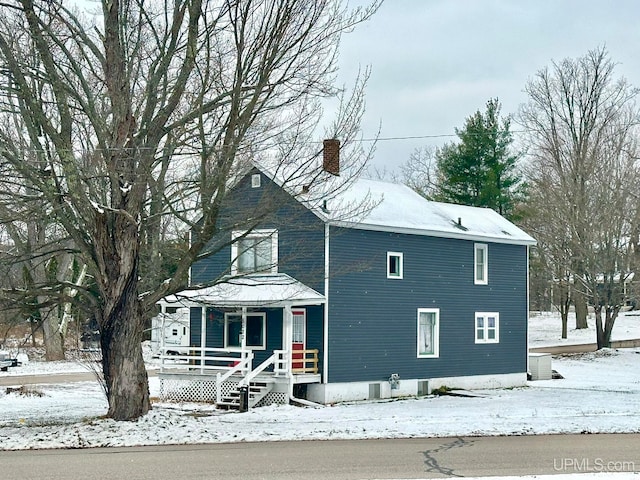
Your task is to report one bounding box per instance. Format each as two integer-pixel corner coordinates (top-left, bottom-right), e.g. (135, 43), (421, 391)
(217, 380), (274, 411)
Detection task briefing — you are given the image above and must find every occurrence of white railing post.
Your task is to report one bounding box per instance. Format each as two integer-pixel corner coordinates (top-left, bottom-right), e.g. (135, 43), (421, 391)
(216, 371), (221, 403)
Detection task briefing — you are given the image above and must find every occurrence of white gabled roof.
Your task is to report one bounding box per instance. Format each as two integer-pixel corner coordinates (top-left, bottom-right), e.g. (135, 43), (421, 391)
(162, 273), (325, 308)
(321, 178), (536, 245)
(254, 162), (536, 246)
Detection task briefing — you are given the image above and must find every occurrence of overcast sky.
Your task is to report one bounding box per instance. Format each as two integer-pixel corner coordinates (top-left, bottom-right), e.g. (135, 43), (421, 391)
(336, 0), (640, 173)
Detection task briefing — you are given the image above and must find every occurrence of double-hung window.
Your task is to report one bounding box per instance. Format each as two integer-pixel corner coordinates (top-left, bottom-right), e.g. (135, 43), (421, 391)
(474, 243), (488, 285)
(475, 312), (499, 343)
(231, 229), (278, 274)
(417, 308), (439, 357)
(387, 252), (403, 279)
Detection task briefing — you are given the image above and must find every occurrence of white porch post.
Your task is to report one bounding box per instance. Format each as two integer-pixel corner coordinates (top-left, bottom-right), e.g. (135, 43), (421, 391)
(200, 306), (206, 374)
(241, 306), (247, 373)
(283, 304), (293, 376)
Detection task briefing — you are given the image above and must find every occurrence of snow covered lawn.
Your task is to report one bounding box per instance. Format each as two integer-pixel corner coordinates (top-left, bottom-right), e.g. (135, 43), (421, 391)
(0, 312), (639, 451)
(1, 351), (640, 450)
(529, 309), (640, 347)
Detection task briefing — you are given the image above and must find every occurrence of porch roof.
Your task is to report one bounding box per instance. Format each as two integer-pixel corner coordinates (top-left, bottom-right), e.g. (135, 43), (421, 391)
(162, 273), (325, 308)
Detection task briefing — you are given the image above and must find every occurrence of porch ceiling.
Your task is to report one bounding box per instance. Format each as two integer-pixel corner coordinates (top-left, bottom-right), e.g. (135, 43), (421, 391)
(163, 273), (325, 308)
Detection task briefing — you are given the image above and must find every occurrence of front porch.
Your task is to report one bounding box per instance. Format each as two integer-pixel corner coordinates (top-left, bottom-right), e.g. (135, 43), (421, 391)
(157, 274), (325, 410)
(157, 345), (321, 409)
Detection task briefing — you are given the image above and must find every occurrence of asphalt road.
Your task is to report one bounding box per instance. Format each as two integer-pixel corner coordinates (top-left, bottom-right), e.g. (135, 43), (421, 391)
(0, 370), (157, 387)
(1, 434), (639, 479)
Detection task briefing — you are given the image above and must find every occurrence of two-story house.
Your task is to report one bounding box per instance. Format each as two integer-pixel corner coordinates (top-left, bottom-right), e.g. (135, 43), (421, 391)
(157, 143), (536, 409)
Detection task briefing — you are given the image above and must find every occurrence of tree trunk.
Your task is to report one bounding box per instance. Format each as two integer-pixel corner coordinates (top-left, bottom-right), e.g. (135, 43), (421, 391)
(561, 311), (568, 339)
(573, 290), (589, 329)
(95, 212), (150, 421)
(29, 316), (37, 347)
(602, 306), (619, 349)
(594, 306), (607, 349)
(558, 281), (570, 339)
(42, 307), (65, 361)
(99, 295), (150, 421)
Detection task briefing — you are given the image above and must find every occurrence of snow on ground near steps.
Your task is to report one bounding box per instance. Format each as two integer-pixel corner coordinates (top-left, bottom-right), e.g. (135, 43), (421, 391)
(1, 348), (640, 451)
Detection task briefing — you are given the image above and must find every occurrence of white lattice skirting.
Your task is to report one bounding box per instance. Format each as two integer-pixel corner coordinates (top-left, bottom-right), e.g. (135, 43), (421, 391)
(158, 376), (288, 407)
(255, 392), (288, 407)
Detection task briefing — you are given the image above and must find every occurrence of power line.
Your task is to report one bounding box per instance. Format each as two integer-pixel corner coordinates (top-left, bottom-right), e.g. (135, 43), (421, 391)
(361, 130), (530, 143)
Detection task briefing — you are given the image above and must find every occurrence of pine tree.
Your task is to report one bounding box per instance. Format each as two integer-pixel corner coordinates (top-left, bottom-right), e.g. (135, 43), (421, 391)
(434, 99), (523, 219)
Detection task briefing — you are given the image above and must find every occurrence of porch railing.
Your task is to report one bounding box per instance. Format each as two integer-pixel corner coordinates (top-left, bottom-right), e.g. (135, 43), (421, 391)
(291, 349), (319, 374)
(158, 345), (253, 375)
(158, 346), (320, 402)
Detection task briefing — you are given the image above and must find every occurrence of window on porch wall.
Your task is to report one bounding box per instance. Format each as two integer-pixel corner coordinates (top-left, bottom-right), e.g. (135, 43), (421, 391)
(224, 313), (266, 350)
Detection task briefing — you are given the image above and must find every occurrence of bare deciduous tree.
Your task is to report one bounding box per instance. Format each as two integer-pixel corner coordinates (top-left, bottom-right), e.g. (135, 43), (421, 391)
(0, 0), (379, 420)
(520, 47), (640, 348)
(399, 146), (438, 199)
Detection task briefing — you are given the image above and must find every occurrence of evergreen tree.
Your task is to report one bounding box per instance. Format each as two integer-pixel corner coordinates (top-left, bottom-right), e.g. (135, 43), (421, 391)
(434, 99), (523, 219)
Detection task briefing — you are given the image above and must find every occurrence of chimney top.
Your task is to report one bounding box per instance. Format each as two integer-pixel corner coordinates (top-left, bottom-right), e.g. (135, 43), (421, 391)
(323, 138), (340, 176)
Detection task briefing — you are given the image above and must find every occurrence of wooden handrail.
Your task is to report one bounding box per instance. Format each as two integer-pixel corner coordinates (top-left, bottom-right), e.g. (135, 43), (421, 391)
(291, 348), (319, 374)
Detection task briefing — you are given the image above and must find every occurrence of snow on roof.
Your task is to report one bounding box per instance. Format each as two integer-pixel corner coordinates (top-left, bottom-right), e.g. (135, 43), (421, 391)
(254, 162), (535, 245)
(320, 177), (536, 245)
(162, 273), (325, 308)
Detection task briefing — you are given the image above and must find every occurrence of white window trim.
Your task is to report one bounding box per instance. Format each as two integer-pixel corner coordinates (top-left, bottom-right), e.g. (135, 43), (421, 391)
(475, 312), (499, 344)
(251, 173), (261, 188)
(224, 312), (267, 350)
(474, 243), (488, 285)
(231, 229), (278, 275)
(387, 251), (404, 279)
(417, 308), (440, 358)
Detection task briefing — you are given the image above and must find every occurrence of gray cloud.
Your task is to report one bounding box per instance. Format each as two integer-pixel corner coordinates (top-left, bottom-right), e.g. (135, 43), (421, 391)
(336, 0), (640, 172)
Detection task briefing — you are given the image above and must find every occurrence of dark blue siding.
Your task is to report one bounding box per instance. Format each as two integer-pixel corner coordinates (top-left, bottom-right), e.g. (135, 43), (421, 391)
(327, 227), (528, 383)
(189, 305), (324, 369)
(305, 304), (325, 373)
(190, 170), (326, 293)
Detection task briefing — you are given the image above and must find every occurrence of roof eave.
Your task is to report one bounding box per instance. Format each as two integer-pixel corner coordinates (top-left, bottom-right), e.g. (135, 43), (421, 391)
(329, 220), (537, 246)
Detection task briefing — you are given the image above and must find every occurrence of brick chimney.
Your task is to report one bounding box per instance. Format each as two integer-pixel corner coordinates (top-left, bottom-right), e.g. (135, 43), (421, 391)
(323, 138), (340, 176)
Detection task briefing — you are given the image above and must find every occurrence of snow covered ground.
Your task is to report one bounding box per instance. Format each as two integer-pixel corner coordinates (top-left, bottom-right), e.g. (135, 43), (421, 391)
(529, 309), (640, 347)
(1, 310), (639, 480)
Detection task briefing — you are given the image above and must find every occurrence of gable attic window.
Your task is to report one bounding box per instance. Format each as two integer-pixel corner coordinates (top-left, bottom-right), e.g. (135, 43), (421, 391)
(231, 229), (278, 274)
(251, 174), (261, 188)
(474, 243), (488, 285)
(387, 252), (403, 279)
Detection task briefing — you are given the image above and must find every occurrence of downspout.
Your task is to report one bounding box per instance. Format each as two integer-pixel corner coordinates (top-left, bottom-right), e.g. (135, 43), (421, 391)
(526, 245), (530, 375)
(289, 393), (325, 408)
(323, 222), (330, 384)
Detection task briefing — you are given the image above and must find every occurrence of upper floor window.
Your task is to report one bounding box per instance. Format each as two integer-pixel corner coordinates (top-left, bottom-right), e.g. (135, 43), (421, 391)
(387, 251), (403, 279)
(475, 312), (499, 343)
(231, 229), (278, 274)
(417, 308), (439, 358)
(474, 243), (488, 285)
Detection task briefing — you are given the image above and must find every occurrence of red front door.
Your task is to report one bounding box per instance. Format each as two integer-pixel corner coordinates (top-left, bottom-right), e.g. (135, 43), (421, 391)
(292, 309), (306, 370)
